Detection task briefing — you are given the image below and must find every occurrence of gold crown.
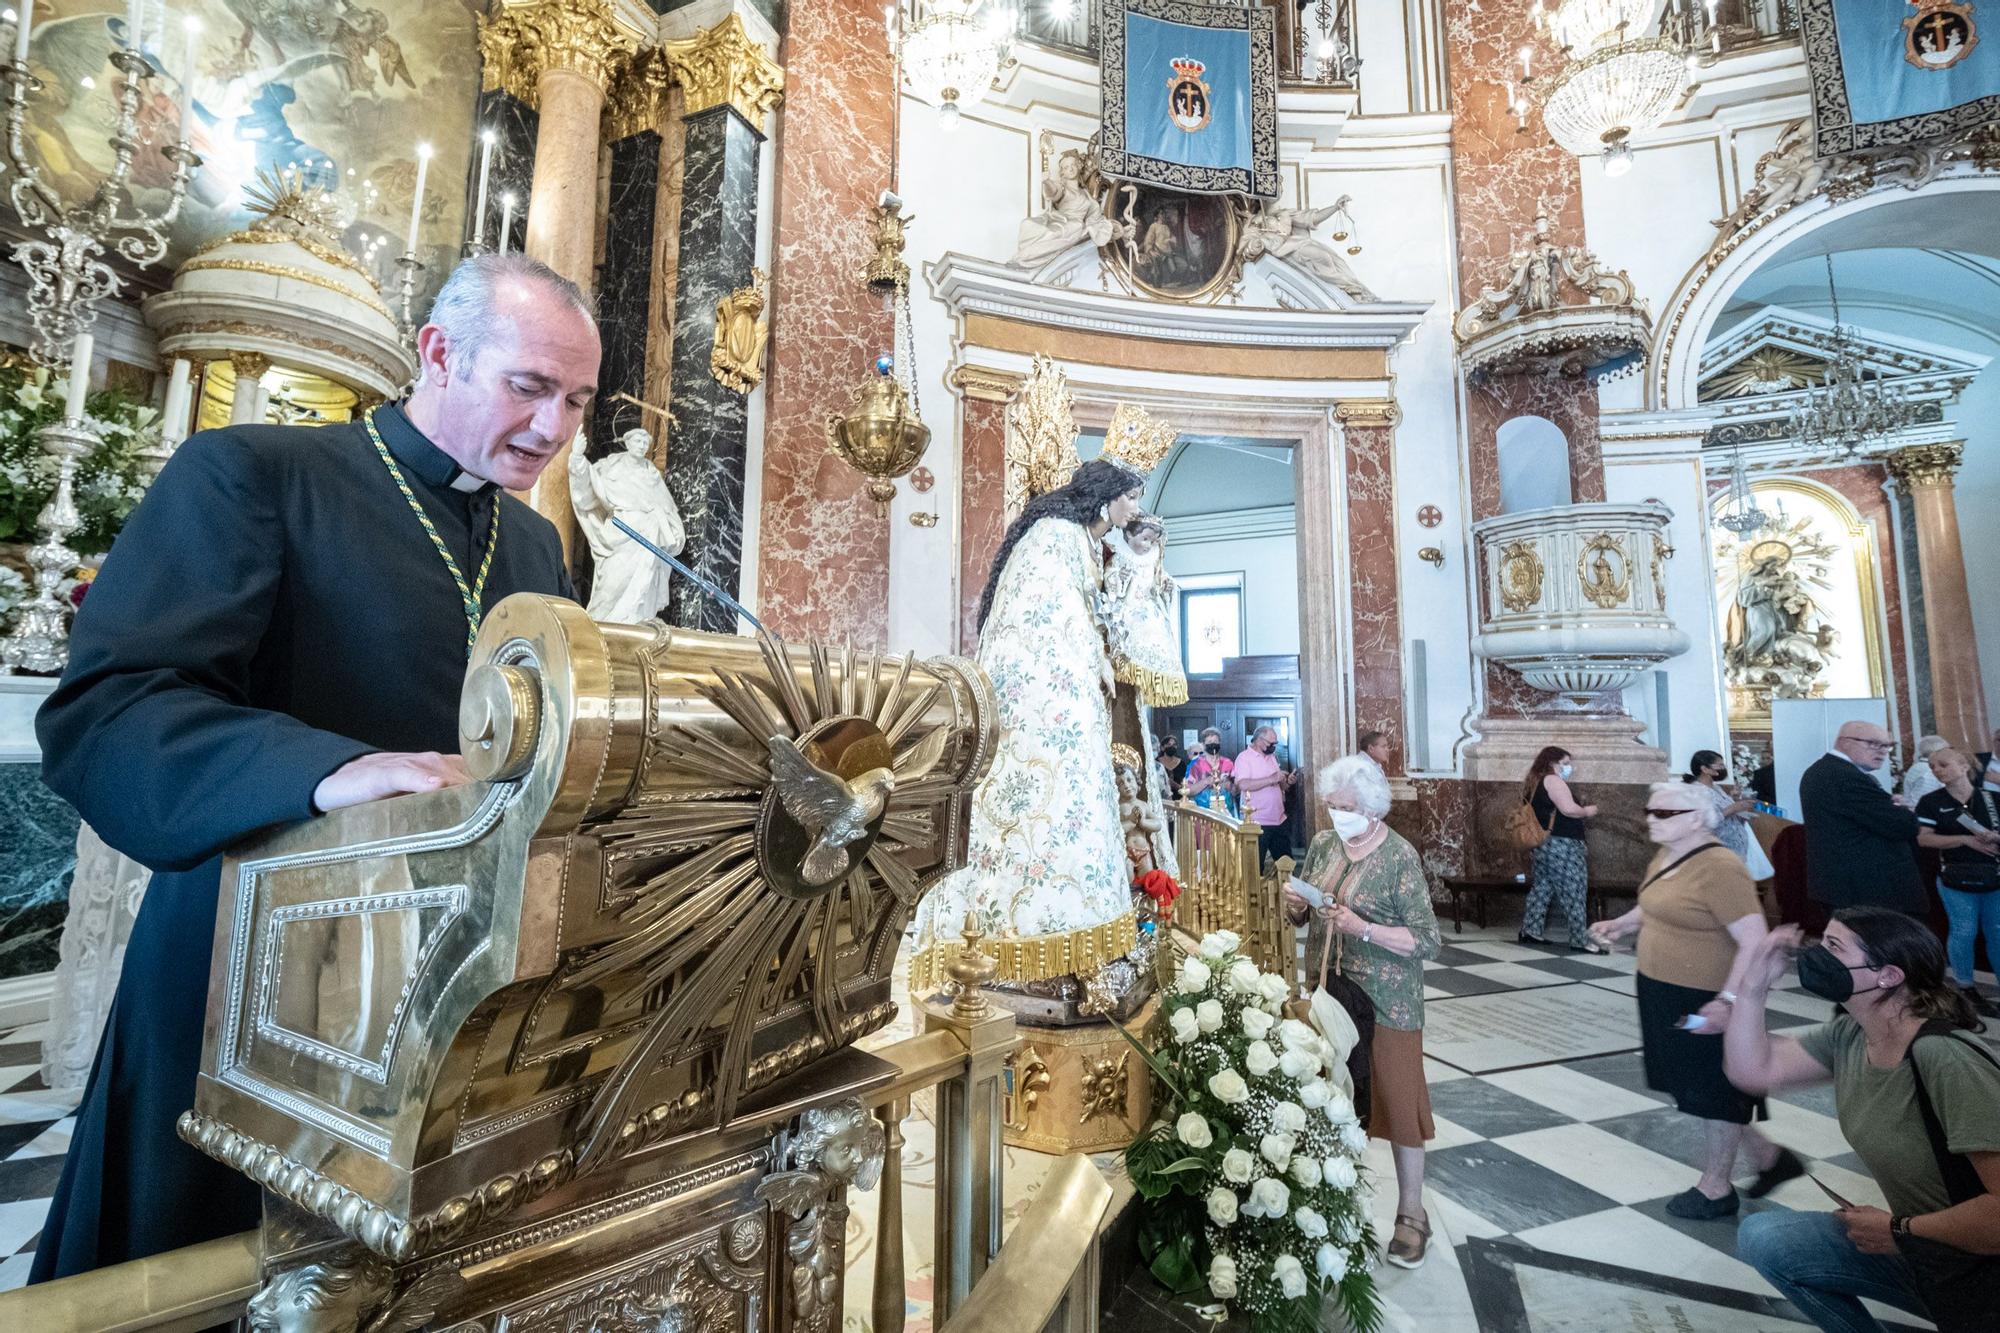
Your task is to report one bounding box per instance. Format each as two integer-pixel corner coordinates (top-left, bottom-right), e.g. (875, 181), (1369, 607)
(1100, 402), (1177, 476)
(1110, 742), (1144, 773)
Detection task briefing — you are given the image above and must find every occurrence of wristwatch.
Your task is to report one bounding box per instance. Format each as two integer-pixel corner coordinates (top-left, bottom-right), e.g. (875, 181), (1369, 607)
(1891, 1214), (1913, 1237)
(1361, 925), (1375, 947)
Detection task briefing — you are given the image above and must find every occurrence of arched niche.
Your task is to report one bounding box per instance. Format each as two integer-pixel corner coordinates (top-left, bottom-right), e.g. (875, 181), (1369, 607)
(1709, 475), (1888, 729)
(1496, 415), (1572, 513)
(1648, 176), (2000, 410)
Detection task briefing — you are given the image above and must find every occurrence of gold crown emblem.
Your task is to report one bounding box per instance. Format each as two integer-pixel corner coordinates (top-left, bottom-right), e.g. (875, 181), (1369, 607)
(1100, 401), (1178, 476)
(1111, 742), (1144, 773)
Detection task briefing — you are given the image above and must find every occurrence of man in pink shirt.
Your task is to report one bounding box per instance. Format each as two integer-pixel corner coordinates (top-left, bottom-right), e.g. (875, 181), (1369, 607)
(1234, 725), (1296, 866)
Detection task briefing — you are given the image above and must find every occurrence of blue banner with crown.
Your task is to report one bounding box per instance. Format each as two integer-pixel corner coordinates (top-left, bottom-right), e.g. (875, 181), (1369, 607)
(1801, 0), (2000, 154)
(1098, 0), (1279, 198)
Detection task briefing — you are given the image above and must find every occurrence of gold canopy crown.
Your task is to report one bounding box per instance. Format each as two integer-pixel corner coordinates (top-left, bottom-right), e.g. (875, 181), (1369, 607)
(1100, 402), (1178, 476)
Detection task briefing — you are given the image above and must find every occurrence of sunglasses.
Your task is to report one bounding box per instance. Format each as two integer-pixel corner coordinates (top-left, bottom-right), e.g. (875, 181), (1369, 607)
(1645, 807), (1698, 820)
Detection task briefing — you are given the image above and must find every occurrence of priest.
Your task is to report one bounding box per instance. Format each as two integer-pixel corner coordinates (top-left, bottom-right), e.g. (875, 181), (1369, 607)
(29, 253), (600, 1280)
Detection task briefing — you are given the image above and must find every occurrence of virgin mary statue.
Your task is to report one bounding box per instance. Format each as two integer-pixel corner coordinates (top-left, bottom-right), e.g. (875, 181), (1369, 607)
(911, 457), (1148, 992)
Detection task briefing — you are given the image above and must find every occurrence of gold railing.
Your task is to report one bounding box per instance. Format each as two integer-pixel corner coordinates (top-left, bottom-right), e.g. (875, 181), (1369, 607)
(940, 1153), (1111, 1333)
(1170, 800), (1289, 978)
(0, 961), (1026, 1333)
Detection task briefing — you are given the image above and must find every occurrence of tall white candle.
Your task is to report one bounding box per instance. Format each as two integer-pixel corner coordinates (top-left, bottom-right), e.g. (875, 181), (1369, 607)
(405, 142), (432, 254)
(178, 15), (199, 143)
(499, 191), (516, 255)
(12, 0), (32, 66)
(160, 356), (191, 444)
(63, 330), (93, 421)
(472, 129), (496, 247)
(125, 0), (140, 50)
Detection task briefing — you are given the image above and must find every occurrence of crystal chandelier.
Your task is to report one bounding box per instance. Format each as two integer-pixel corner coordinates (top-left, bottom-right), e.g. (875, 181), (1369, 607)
(1714, 445), (1769, 536)
(892, 0), (1018, 131)
(1530, 0), (1690, 176)
(1785, 255), (1918, 458)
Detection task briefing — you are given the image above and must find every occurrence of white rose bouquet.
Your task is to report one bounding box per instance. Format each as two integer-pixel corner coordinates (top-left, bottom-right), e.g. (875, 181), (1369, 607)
(1125, 933), (1381, 1333)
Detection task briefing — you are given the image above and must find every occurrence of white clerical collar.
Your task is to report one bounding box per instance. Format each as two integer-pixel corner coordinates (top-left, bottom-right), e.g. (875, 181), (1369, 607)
(450, 472), (486, 493)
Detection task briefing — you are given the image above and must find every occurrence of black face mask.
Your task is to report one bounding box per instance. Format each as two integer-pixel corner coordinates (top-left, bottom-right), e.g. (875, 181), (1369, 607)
(1710, 768), (1729, 781)
(1797, 944), (1881, 1003)
(1205, 742), (1222, 754)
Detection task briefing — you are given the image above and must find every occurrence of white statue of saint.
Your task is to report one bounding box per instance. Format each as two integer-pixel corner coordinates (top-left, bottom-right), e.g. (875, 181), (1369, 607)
(1239, 196), (1376, 301)
(568, 428), (686, 624)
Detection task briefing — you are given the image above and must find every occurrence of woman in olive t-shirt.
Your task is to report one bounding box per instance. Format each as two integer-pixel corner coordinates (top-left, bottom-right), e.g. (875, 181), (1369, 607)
(1724, 908), (2000, 1333)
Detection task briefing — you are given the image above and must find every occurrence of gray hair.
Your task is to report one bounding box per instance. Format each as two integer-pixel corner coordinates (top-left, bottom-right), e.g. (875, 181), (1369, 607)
(1318, 753), (1391, 819)
(1648, 780), (1720, 831)
(424, 252), (595, 376)
(1253, 725), (1277, 742)
(1916, 734), (1951, 759)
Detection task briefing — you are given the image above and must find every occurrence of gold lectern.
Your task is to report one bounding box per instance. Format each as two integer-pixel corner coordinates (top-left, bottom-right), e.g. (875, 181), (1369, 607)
(177, 595), (996, 1331)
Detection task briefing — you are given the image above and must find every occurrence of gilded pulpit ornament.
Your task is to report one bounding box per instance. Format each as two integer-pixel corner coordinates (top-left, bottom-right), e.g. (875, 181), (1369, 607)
(1576, 534), (1632, 610)
(1497, 540), (1544, 613)
(710, 268), (769, 394)
(1454, 198), (1651, 382)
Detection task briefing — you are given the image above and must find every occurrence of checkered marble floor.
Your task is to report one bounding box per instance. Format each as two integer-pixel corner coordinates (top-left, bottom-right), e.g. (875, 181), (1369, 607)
(3, 932), (1993, 1330)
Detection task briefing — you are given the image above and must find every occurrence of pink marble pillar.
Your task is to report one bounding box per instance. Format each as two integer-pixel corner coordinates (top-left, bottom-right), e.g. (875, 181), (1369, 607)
(955, 381), (1013, 656)
(1338, 402), (1405, 773)
(756, 0), (895, 644)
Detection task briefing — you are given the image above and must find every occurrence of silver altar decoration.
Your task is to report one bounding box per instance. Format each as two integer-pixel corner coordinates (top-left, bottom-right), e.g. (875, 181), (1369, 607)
(0, 419), (96, 675)
(4, 42), (202, 366)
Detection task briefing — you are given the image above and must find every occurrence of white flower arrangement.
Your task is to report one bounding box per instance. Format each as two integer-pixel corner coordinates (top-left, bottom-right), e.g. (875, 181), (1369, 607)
(1126, 932), (1380, 1333)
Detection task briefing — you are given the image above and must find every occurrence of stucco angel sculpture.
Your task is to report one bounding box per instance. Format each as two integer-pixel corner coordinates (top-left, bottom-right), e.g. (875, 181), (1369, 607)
(1010, 149), (1134, 269)
(569, 427), (686, 624)
(1238, 196), (1376, 301)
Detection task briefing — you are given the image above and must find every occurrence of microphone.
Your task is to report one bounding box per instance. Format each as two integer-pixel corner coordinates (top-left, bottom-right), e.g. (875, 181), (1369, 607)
(611, 516), (764, 633)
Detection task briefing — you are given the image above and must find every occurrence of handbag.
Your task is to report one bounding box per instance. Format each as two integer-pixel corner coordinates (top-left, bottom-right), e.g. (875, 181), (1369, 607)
(1283, 858), (1376, 1123)
(1939, 790), (2000, 893)
(1897, 1023), (2000, 1333)
(1504, 792), (1556, 852)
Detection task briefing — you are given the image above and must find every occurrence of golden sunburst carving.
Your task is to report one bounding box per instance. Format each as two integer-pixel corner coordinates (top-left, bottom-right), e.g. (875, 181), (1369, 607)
(1700, 347), (1829, 399)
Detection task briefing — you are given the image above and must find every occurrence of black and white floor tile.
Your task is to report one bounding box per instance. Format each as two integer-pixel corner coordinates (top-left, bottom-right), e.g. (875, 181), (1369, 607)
(0, 1021), (78, 1293)
(3, 932), (1994, 1330)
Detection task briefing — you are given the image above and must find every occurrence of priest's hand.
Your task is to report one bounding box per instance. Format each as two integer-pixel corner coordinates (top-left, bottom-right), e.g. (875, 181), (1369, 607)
(313, 751), (473, 813)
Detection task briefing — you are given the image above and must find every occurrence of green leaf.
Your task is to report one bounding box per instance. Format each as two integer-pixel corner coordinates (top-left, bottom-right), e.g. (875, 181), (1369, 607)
(1152, 1155), (1209, 1177)
(1101, 1008), (1186, 1102)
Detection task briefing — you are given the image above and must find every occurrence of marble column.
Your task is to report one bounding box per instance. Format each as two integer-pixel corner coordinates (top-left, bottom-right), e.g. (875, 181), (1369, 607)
(228, 352), (269, 426)
(951, 368), (1019, 656)
(658, 16), (783, 632)
(1887, 443), (1988, 753)
(462, 89), (538, 255)
(756, 0), (896, 644)
(1445, 2), (1605, 721)
(1337, 400), (1405, 772)
(478, 0), (640, 551)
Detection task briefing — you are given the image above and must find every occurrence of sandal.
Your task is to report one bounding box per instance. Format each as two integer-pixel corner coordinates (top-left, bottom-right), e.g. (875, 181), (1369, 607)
(1386, 1212), (1430, 1269)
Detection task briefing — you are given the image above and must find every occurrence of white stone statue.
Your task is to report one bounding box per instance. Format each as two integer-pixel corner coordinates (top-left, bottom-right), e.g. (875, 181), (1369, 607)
(568, 428), (685, 624)
(1010, 149), (1132, 269)
(1238, 196), (1377, 301)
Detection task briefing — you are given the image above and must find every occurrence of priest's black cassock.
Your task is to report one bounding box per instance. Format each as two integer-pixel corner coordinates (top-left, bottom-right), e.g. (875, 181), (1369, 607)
(30, 404), (572, 1280)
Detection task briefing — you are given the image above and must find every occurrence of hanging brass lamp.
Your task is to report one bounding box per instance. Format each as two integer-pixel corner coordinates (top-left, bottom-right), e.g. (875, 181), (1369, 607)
(825, 192), (931, 503)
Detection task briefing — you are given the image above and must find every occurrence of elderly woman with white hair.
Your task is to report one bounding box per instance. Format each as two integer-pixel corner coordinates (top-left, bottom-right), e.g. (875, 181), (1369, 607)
(1590, 781), (1800, 1220)
(1283, 753), (1441, 1268)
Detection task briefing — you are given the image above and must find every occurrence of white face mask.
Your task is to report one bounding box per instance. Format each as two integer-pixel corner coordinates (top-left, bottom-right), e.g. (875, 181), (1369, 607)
(1557, 763), (1574, 779)
(1331, 809), (1371, 840)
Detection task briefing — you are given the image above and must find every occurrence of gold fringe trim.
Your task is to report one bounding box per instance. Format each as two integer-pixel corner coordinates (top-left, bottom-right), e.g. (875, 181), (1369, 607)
(910, 912), (1140, 991)
(1116, 662), (1189, 708)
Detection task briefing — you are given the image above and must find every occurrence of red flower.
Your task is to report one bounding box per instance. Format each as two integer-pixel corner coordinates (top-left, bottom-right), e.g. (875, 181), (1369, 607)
(68, 581), (90, 609)
(1134, 869), (1181, 911)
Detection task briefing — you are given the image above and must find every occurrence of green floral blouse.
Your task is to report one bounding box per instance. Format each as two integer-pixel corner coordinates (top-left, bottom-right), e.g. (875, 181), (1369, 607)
(1297, 828), (1442, 1031)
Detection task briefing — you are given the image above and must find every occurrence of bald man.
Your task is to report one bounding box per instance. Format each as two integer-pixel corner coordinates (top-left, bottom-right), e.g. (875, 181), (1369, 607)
(1797, 721), (1925, 915)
